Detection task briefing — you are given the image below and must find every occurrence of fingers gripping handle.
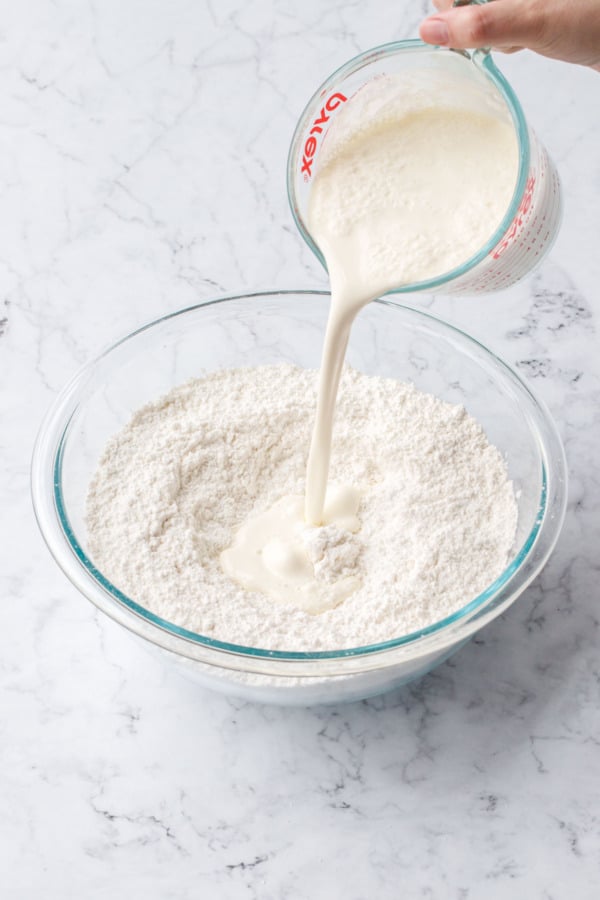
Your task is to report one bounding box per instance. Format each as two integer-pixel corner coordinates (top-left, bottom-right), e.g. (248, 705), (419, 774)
(452, 0), (493, 53)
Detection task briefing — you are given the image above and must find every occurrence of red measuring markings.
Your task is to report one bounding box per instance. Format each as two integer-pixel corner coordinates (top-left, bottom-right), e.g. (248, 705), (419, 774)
(301, 92), (348, 179)
(492, 174), (536, 260)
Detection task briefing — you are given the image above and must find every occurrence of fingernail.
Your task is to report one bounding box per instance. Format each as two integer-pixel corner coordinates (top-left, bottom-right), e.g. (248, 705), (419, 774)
(420, 18), (450, 46)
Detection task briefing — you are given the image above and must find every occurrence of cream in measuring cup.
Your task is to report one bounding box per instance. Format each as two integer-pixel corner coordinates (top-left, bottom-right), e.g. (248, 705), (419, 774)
(221, 41), (561, 612)
(289, 41), (561, 297)
(290, 42), (561, 526)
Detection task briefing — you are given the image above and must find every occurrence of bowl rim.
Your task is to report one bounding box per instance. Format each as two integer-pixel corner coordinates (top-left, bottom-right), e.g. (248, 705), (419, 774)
(31, 290), (568, 673)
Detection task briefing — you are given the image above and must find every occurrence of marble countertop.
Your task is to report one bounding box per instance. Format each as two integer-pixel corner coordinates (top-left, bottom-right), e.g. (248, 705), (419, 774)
(2, 1), (600, 896)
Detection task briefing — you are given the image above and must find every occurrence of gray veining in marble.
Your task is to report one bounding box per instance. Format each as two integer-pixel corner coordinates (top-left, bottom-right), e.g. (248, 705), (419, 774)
(1, 1), (600, 896)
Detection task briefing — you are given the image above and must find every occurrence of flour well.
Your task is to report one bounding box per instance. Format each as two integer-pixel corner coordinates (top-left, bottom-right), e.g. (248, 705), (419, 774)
(86, 365), (518, 652)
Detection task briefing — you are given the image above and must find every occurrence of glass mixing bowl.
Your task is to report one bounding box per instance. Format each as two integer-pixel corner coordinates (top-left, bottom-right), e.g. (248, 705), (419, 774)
(31, 291), (567, 705)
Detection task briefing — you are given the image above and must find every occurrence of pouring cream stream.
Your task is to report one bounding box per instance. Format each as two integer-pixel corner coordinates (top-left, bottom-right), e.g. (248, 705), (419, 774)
(222, 71), (519, 611)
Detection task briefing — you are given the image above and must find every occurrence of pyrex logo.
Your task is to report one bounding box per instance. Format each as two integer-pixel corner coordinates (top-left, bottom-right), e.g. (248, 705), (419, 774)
(300, 92), (347, 180)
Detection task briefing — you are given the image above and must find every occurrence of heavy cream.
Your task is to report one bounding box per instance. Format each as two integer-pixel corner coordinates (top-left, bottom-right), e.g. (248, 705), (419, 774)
(221, 483), (361, 615)
(221, 72), (519, 612)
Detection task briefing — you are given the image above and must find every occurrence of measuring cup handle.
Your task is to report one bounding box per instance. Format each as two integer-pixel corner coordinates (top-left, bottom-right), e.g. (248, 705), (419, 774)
(451, 0), (493, 54)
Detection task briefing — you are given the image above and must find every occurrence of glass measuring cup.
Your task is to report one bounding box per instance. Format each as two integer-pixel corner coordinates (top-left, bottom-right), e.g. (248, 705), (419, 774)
(287, 40), (562, 294)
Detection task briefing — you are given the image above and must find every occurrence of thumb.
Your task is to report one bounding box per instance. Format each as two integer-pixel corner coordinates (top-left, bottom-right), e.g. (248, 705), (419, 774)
(419, 1), (545, 51)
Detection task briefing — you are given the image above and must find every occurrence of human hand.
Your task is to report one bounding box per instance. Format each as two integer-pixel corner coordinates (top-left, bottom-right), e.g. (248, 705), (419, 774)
(419, 0), (600, 71)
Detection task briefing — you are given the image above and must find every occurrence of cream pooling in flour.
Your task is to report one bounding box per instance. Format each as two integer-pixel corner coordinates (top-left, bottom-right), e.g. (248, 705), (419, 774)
(222, 72), (519, 611)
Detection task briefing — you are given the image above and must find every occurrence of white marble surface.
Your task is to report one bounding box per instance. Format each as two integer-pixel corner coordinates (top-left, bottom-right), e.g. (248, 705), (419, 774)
(2, 0), (600, 895)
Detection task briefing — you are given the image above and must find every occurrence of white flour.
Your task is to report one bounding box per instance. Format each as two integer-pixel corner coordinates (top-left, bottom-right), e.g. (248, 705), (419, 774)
(86, 364), (518, 651)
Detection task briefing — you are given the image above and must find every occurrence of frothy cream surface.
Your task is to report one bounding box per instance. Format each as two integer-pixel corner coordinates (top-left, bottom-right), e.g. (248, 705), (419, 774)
(222, 71), (519, 613)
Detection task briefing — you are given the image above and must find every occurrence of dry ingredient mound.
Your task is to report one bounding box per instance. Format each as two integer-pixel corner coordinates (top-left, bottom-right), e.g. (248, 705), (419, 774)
(85, 364), (518, 651)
